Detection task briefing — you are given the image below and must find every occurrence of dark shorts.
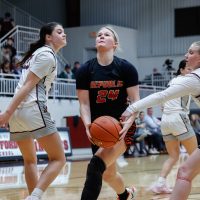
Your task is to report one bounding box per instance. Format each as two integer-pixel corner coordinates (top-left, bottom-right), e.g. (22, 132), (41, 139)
(91, 122), (136, 155)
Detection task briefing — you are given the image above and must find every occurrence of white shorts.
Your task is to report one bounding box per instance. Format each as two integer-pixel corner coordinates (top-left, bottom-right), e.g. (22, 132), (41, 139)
(9, 101), (57, 141)
(161, 112), (195, 142)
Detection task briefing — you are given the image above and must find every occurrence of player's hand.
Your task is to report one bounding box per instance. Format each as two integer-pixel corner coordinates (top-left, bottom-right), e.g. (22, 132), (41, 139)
(0, 112), (10, 129)
(86, 124), (95, 145)
(119, 111), (137, 140)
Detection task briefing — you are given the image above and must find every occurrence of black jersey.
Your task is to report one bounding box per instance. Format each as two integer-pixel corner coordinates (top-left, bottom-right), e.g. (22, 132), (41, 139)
(76, 56), (138, 121)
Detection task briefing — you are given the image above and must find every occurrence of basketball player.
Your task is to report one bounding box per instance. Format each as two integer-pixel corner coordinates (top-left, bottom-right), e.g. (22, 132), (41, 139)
(76, 26), (140, 200)
(150, 60), (198, 194)
(120, 41), (200, 200)
(0, 22), (67, 200)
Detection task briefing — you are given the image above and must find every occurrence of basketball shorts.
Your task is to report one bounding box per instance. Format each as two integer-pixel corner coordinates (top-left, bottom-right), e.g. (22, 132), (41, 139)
(161, 113), (195, 142)
(9, 101), (57, 141)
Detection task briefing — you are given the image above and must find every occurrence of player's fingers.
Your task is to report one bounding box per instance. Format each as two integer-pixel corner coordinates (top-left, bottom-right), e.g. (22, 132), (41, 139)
(119, 131), (127, 140)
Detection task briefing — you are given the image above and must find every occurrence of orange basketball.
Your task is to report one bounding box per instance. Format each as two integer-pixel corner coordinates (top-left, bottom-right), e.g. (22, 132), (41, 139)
(90, 116), (122, 148)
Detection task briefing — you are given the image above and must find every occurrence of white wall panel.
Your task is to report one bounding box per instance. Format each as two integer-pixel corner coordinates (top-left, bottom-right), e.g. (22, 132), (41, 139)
(80, 0), (200, 57)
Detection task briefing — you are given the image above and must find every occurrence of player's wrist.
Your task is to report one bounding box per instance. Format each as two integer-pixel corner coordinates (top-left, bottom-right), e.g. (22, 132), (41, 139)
(126, 105), (136, 114)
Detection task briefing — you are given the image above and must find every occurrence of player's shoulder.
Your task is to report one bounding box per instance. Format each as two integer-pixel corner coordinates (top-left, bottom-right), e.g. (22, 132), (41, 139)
(190, 68), (200, 80)
(114, 56), (136, 70)
(34, 46), (56, 62)
(79, 58), (97, 72)
(35, 46), (55, 57)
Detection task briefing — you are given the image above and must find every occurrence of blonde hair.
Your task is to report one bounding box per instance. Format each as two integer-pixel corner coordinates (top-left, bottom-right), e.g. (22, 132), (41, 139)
(98, 26), (121, 51)
(191, 41), (200, 54)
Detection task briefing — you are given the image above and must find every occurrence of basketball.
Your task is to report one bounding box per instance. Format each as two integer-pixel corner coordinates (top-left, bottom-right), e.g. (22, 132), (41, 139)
(89, 116), (122, 148)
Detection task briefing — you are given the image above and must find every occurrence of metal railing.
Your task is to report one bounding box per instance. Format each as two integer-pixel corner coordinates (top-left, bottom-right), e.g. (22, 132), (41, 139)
(0, 74), (77, 99)
(0, 73), (166, 99)
(0, 25), (68, 74)
(141, 71), (176, 87)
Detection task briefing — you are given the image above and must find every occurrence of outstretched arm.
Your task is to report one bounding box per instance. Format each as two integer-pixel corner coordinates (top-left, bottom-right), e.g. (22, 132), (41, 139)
(120, 74), (200, 135)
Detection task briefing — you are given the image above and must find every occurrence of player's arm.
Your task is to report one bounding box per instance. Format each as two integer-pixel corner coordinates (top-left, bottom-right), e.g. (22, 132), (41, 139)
(126, 85), (140, 103)
(0, 72), (40, 126)
(120, 74), (200, 136)
(77, 89), (92, 139)
(119, 85), (140, 140)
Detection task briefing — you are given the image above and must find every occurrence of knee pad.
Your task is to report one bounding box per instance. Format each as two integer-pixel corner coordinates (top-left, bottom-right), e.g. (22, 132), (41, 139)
(89, 155), (106, 173)
(81, 156), (106, 200)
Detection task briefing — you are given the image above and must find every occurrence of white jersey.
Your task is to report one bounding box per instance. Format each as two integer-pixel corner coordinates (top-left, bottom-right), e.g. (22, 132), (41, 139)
(15, 45), (57, 107)
(163, 75), (191, 114)
(128, 68), (200, 112)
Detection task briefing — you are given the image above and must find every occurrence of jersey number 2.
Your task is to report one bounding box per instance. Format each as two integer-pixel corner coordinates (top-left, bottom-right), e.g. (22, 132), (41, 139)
(96, 90), (119, 103)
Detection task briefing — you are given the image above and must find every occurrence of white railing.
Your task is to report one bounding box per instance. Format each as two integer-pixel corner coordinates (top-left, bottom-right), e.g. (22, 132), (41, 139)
(0, 25), (68, 74)
(0, 74), (166, 99)
(0, 25), (40, 52)
(141, 71), (176, 87)
(0, 74), (77, 99)
(139, 85), (166, 99)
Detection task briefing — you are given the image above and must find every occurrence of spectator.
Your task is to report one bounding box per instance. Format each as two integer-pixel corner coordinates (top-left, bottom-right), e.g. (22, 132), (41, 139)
(0, 12), (15, 38)
(58, 64), (73, 79)
(72, 61), (81, 79)
(1, 45), (12, 63)
(0, 59), (13, 78)
(134, 111), (149, 156)
(144, 107), (165, 153)
(11, 56), (22, 77)
(3, 37), (16, 61)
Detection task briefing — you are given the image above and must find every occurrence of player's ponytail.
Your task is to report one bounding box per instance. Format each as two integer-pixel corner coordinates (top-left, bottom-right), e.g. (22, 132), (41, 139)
(176, 59), (186, 76)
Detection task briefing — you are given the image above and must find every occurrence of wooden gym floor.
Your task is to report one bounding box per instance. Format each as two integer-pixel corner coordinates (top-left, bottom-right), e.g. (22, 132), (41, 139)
(0, 153), (200, 200)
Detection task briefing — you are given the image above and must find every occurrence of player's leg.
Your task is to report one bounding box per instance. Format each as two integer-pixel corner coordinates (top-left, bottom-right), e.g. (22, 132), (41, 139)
(36, 132), (66, 191)
(98, 139), (136, 200)
(17, 138), (38, 193)
(103, 163), (135, 200)
(81, 139), (127, 200)
(181, 135), (198, 155)
(160, 140), (180, 177)
(170, 147), (200, 200)
(151, 138), (179, 194)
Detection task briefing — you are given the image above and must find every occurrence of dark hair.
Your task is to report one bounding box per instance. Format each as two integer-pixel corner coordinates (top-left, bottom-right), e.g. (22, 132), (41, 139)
(18, 22), (61, 66)
(176, 59), (186, 76)
(5, 12), (11, 18)
(139, 111), (144, 115)
(74, 61), (80, 65)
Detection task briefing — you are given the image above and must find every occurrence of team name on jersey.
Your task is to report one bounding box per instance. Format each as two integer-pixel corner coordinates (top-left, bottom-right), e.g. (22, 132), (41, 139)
(90, 80), (123, 88)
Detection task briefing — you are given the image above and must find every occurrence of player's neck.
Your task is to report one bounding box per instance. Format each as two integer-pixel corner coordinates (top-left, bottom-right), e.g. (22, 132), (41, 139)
(97, 52), (114, 66)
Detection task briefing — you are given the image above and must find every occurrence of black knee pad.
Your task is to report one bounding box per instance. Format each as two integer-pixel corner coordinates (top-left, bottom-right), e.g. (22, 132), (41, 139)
(89, 155), (106, 173)
(81, 156), (106, 200)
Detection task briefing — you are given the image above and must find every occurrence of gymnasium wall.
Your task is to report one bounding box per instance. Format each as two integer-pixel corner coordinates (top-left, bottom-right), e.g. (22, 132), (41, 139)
(80, 0), (200, 57)
(3, 0), (200, 79)
(63, 25), (138, 70)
